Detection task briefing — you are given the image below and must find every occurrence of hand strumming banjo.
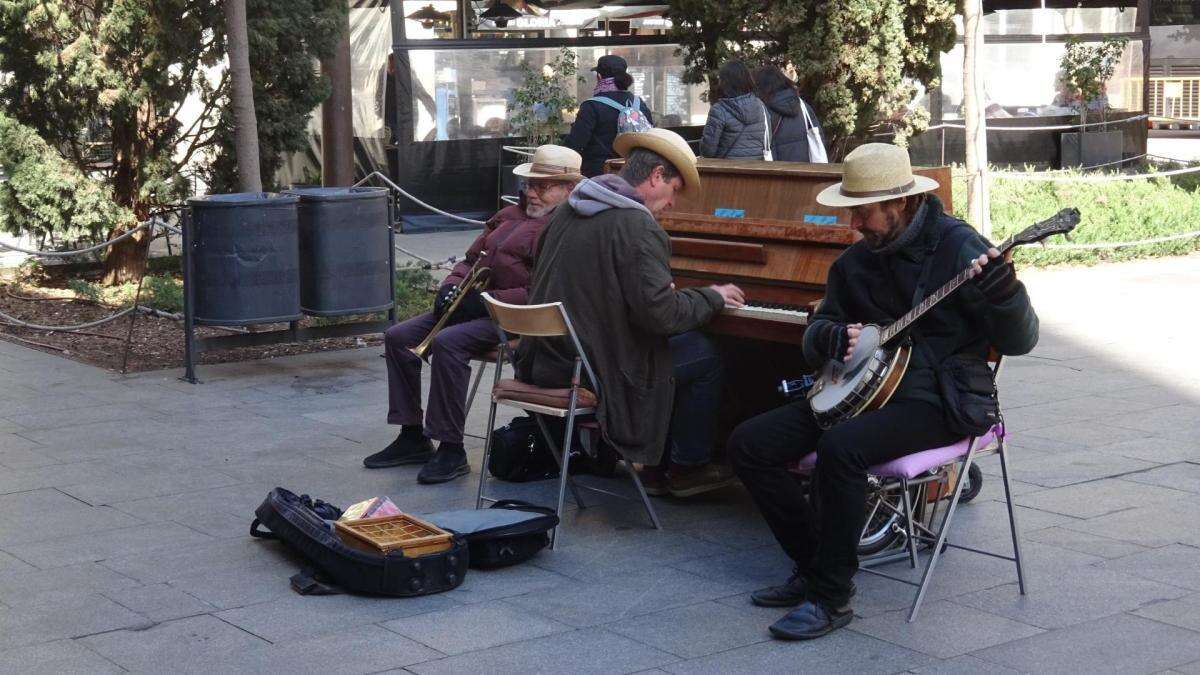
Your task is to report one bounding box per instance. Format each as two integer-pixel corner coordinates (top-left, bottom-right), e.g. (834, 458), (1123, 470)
(807, 208), (1080, 429)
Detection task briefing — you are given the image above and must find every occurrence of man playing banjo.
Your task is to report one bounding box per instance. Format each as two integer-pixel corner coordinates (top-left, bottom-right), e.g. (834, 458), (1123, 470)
(728, 143), (1040, 640)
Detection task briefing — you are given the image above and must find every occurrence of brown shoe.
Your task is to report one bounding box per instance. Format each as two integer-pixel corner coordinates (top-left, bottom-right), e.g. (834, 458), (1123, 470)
(636, 464), (670, 497)
(667, 463), (738, 498)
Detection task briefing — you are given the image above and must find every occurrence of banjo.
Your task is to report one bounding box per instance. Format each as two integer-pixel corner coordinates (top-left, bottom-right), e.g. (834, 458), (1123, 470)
(807, 208), (1080, 429)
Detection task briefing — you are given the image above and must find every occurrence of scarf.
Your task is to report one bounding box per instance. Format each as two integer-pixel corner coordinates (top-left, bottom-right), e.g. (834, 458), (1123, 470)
(871, 196), (929, 256)
(593, 77), (618, 94)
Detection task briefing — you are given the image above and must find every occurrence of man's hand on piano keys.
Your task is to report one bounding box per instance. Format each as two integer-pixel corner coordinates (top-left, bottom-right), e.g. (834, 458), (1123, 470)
(709, 283), (746, 308)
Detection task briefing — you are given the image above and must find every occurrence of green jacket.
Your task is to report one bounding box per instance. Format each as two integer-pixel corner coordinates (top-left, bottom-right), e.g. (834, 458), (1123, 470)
(802, 195), (1039, 409)
(515, 188), (723, 465)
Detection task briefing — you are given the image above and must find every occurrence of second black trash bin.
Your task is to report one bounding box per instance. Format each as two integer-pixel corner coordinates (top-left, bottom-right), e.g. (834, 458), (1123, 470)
(287, 186), (394, 317)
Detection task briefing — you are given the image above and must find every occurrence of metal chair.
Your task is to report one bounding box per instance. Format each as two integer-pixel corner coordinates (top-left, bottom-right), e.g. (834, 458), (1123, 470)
(793, 355), (1025, 621)
(475, 293), (661, 548)
(463, 340), (517, 441)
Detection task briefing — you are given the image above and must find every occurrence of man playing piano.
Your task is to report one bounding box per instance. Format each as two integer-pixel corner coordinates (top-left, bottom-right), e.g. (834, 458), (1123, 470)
(515, 129), (747, 498)
(728, 143), (1039, 640)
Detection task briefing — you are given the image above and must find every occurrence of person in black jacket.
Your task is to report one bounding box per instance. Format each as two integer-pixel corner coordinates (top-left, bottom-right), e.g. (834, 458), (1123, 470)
(727, 143), (1039, 641)
(753, 65), (825, 163)
(563, 55), (654, 177)
(700, 60), (767, 159)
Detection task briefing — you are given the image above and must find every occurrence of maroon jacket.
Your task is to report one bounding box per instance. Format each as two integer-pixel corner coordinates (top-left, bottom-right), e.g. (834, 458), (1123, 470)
(445, 205), (549, 305)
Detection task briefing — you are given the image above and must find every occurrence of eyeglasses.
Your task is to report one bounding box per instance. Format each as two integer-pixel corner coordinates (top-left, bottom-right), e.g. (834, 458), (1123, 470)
(524, 180), (565, 196)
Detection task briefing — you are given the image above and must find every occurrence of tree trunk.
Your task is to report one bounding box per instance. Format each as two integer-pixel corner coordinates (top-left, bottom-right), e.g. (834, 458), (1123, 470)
(321, 11), (355, 187)
(962, 0), (990, 237)
(102, 121), (150, 285)
(225, 0), (262, 193)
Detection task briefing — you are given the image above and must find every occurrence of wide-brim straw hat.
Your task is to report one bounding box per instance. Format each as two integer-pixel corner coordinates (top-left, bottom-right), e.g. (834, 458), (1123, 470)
(513, 144), (584, 182)
(816, 143), (939, 208)
(612, 129), (701, 200)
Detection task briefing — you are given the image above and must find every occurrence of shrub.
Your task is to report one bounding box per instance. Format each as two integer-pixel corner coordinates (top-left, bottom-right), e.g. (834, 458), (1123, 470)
(395, 265), (436, 320)
(142, 275), (185, 314)
(952, 167), (1200, 266)
(67, 278), (104, 303)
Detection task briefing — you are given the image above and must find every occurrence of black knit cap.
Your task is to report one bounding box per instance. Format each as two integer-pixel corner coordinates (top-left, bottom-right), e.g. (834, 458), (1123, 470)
(592, 55), (628, 78)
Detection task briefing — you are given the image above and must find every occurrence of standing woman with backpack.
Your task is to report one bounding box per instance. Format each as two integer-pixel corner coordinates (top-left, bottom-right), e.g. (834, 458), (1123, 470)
(563, 55), (655, 177)
(700, 60), (767, 160)
(753, 65), (828, 163)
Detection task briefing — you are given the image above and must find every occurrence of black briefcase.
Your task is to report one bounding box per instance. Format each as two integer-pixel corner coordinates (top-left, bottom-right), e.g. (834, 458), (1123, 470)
(250, 487), (468, 597)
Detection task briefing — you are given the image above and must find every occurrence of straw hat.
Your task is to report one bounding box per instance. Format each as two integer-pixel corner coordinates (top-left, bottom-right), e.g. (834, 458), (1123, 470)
(816, 143), (939, 208)
(513, 145), (584, 182)
(612, 129), (701, 200)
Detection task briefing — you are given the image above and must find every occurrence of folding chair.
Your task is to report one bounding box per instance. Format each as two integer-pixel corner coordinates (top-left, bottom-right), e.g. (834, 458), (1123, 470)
(475, 293), (661, 548)
(794, 355), (1026, 622)
(463, 340), (517, 441)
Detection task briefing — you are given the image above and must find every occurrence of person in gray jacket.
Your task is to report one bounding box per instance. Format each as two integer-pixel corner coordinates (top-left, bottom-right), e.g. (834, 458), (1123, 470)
(700, 61), (767, 159)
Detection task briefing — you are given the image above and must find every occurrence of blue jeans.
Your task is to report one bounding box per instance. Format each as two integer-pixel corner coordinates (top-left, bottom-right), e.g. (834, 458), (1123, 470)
(667, 331), (724, 466)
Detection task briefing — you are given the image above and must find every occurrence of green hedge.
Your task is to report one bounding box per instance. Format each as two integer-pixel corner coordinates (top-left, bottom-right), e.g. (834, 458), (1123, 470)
(951, 165), (1200, 266)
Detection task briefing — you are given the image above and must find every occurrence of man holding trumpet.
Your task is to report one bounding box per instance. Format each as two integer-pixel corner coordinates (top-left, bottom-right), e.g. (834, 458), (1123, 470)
(363, 145), (583, 484)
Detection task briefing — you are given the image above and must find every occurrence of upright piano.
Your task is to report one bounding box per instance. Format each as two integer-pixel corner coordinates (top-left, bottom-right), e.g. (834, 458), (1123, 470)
(608, 157), (954, 427)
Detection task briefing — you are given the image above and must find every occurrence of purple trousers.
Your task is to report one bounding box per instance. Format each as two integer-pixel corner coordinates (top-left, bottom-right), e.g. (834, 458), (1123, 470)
(384, 312), (497, 444)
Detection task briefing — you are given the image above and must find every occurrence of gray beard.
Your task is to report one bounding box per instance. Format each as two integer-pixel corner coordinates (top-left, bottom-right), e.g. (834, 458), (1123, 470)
(525, 203), (553, 218)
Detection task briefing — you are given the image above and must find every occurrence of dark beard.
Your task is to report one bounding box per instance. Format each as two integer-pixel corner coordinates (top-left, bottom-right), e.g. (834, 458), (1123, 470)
(862, 212), (906, 249)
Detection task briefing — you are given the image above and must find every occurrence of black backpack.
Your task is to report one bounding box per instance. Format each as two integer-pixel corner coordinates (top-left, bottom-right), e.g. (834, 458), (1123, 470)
(487, 416), (620, 482)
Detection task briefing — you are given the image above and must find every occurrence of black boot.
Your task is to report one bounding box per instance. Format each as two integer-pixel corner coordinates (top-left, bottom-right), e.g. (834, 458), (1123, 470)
(751, 567), (808, 607)
(417, 442), (470, 484)
(363, 428), (433, 469)
(768, 600), (853, 640)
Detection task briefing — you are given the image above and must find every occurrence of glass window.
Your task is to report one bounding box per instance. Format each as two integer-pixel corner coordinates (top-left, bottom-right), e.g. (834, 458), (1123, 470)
(976, 6), (1138, 36)
(407, 44), (709, 141)
(939, 39), (1143, 119)
(401, 1), (672, 40)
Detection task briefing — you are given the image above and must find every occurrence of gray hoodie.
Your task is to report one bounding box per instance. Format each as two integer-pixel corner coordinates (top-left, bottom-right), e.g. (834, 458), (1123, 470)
(567, 174), (652, 217)
(700, 92), (768, 159)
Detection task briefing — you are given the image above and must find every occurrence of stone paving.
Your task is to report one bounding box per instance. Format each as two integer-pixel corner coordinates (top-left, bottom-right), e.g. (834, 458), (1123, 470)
(0, 252), (1197, 674)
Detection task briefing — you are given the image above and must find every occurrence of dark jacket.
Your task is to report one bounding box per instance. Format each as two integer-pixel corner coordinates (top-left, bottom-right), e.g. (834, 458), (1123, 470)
(700, 93), (767, 159)
(563, 92), (655, 177)
(802, 194), (1039, 410)
(763, 88), (823, 163)
(445, 205), (548, 305)
(514, 175), (724, 464)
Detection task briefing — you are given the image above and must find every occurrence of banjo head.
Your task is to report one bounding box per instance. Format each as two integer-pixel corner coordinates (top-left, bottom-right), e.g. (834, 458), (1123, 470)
(808, 324), (885, 417)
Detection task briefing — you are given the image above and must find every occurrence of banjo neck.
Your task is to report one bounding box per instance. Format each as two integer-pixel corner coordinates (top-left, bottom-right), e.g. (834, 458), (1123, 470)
(878, 235), (1018, 346)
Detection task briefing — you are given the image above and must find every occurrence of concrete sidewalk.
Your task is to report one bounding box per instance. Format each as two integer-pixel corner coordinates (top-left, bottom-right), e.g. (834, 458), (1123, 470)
(0, 254), (1197, 673)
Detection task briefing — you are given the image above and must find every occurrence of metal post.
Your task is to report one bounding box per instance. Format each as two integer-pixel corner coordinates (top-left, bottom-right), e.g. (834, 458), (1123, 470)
(181, 210), (198, 384)
(387, 195), (397, 326)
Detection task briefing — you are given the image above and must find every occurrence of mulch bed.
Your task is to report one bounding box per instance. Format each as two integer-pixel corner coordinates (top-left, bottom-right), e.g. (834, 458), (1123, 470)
(0, 283), (386, 373)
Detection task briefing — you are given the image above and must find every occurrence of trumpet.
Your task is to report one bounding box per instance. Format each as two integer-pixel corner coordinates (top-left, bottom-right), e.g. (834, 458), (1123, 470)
(411, 257), (491, 361)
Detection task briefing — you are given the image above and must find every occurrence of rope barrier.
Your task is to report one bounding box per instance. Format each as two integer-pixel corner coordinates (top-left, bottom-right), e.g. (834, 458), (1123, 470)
(500, 145), (536, 158)
(0, 305), (137, 331)
(994, 163), (1200, 182)
(354, 171), (485, 226)
(925, 114), (1148, 133)
(394, 244), (458, 270)
(1038, 230), (1200, 250)
(0, 220), (154, 257)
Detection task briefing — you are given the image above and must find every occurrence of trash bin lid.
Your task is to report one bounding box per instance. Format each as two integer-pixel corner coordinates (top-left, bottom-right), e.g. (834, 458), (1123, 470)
(284, 186), (389, 202)
(188, 192), (299, 208)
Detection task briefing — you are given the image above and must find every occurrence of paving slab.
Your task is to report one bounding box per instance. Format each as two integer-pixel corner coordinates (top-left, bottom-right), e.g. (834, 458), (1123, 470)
(382, 601), (571, 655)
(102, 581), (218, 622)
(1062, 496), (1200, 548)
(80, 614), (270, 672)
(1014, 477), (1190, 519)
(1132, 592), (1200, 633)
(972, 612), (1200, 675)
(0, 639), (124, 674)
(907, 654), (1022, 674)
(1023, 526), (1150, 560)
(1120, 461), (1200, 494)
(1096, 544), (1200, 591)
(405, 627), (677, 675)
(984, 447), (1162, 488)
(603, 600), (774, 659)
(849, 600), (1043, 659)
(659, 626), (935, 674)
(4, 521), (214, 569)
(0, 592), (150, 651)
(215, 592), (460, 643)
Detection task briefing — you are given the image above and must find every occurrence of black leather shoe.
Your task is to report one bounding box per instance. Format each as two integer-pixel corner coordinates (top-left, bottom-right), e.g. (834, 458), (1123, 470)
(751, 569), (808, 607)
(417, 444), (470, 484)
(768, 601), (853, 641)
(363, 434), (433, 468)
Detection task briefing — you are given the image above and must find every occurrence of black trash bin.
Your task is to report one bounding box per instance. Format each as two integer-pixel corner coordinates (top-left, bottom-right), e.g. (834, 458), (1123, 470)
(286, 186), (393, 317)
(186, 192), (302, 326)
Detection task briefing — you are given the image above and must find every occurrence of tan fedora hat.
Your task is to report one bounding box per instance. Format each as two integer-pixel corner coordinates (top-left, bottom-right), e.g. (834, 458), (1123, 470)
(612, 128), (701, 200)
(816, 143), (938, 209)
(513, 144), (584, 182)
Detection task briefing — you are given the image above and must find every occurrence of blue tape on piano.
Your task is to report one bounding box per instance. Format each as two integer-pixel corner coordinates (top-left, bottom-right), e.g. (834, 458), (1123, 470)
(714, 208), (745, 218)
(803, 214), (837, 225)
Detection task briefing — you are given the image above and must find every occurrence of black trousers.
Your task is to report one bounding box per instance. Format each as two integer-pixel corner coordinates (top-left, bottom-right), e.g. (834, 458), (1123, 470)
(728, 397), (958, 608)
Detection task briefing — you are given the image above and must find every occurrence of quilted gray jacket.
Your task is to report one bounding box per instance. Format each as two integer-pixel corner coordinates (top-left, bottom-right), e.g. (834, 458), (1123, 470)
(700, 93), (767, 159)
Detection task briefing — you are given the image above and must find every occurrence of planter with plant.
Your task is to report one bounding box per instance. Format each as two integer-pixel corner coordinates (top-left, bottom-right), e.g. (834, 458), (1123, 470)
(1058, 36), (1128, 168)
(499, 48), (582, 208)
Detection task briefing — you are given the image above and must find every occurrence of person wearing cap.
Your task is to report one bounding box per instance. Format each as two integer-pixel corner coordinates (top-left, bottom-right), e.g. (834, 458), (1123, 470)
(563, 54), (655, 178)
(515, 129), (747, 498)
(727, 143), (1039, 640)
(363, 145), (583, 484)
